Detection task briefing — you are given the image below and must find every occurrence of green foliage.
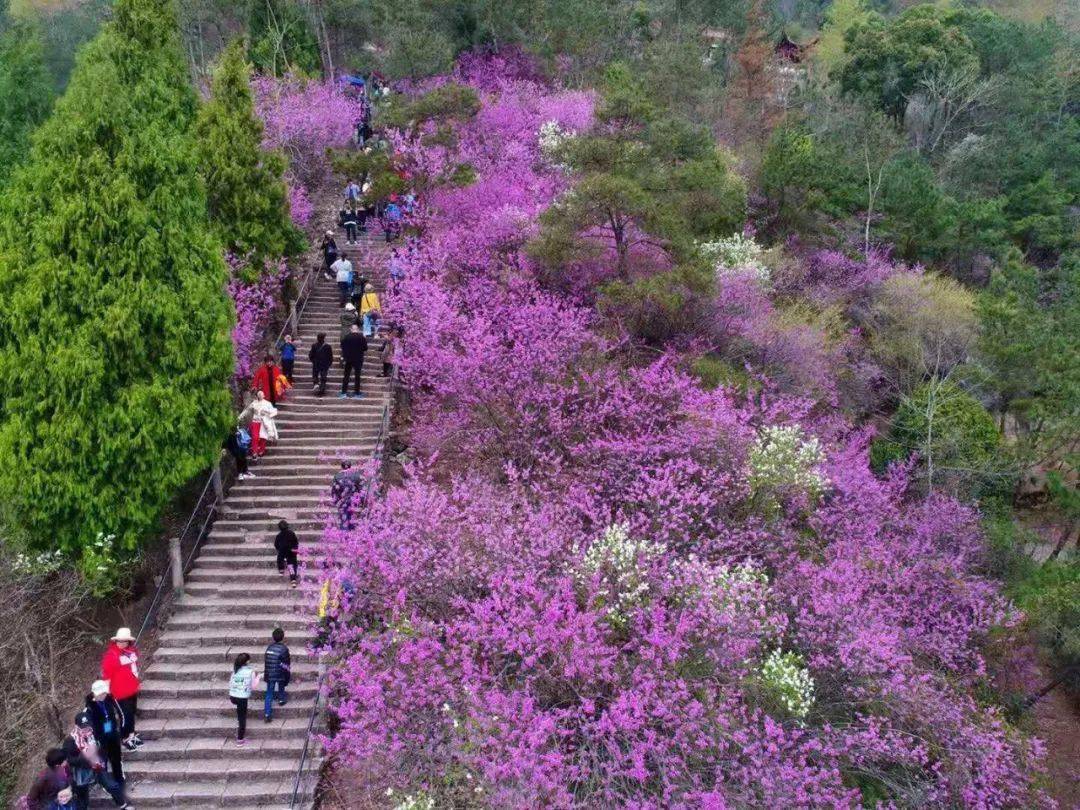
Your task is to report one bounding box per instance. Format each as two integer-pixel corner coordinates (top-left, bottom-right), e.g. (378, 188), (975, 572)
(598, 263), (712, 344)
(691, 354), (754, 393)
(1013, 561), (1080, 682)
(0, 15), (54, 185)
(383, 27), (454, 80)
(977, 250), (1080, 467)
(0, 0), (234, 561)
(248, 0), (321, 76)
(840, 5), (981, 119)
(195, 40), (304, 265)
(381, 82), (481, 135)
(534, 62), (745, 279)
(865, 272), (978, 397)
(816, 0), (871, 70)
(870, 378), (1008, 501)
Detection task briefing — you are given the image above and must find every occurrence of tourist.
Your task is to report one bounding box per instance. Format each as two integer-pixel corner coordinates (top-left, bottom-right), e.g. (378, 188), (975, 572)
(263, 629), (291, 722)
(252, 354), (282, 406)
(344, 178), (361, 206)
(277, 334), (297, 382)
(99, 627), (142, 753)
(383, 199), (403, 242)
(339, 324), (367, 400)
(25, 749), (70, 809)
(52, 787), (77, 809)
(274, 519), (300, 588)
(319, 230), (337, 279)
(340, 205), (358, 244)
(249, 390), (279, 457)
(228, 653), (259, 746)
(224, 422), (253, 480)
(63, 710), (131, 810)
(381, 329), (396, 378)
(359, 282), (381, 337)
(84, 681), (125, 785)
(308, 333), (333, 396)
(340, 302), (360, 344)
(332, 252), (354, 308)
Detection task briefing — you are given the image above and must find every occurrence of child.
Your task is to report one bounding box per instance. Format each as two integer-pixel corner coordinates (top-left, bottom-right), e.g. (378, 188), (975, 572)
(229, 653), (259, 746)
(50, 787), (76, 810)
(277, 335), (297, 382)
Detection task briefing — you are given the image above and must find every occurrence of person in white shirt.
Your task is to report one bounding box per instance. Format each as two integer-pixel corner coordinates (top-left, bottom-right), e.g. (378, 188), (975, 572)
(332, 253), (354, 307)
(228, 653), (260, 746)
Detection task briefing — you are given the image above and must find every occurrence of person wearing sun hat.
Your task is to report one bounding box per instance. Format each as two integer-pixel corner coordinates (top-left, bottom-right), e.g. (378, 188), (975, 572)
(100, 627), (143, 752)
(84, 680), (126, 785)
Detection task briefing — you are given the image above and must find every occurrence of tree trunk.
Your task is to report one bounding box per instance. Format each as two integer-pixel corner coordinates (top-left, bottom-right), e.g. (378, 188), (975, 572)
(1046, 518), (1079, 562)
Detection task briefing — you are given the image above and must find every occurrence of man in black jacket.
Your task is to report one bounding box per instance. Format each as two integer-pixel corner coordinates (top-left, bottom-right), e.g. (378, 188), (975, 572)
(339, 324), (368, 399)
(274, 520), (300, 587)
(309, 333), (334, 396)
(85, 681), (125, 784)
(264, 628), (291, 721)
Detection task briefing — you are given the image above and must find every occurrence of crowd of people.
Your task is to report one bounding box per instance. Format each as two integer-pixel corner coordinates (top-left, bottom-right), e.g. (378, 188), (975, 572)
(22, 624), (297, 808)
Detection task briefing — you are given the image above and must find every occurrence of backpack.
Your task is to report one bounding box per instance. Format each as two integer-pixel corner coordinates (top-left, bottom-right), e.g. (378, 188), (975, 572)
(236, 428), (252, 451)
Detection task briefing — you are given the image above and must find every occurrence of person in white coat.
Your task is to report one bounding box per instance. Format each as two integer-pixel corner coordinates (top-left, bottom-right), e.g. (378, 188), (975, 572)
(247, 390), (279, 456)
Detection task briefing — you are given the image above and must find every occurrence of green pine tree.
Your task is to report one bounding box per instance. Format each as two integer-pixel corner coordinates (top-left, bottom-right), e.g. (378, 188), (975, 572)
(0, 14), (55, 184)
(0, 0), (234, 566)
(195, 39), (304, 265)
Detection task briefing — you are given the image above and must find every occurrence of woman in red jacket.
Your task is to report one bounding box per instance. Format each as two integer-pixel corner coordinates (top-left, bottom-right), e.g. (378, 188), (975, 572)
(251, 354), (282, 405)
(100, 627), (143, 752)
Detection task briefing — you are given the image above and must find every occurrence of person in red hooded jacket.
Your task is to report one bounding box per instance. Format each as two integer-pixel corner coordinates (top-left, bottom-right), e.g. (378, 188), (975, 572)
(100, 627), (143, 752)
(251, 354), (282, 405)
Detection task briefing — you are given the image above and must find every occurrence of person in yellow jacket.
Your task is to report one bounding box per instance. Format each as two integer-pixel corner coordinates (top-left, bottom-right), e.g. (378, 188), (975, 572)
(359, 283), (381, 336)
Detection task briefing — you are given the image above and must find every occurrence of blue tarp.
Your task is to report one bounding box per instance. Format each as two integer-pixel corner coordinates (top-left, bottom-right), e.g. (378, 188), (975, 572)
(341, 75), (366, 87)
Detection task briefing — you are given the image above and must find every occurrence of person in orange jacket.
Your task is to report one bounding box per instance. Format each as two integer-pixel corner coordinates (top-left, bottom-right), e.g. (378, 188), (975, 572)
(99, 627), (143, 752)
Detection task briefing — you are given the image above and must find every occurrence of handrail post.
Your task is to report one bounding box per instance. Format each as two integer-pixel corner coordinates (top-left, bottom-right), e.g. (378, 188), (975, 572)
(288, 298), (299, 338)
(169, 536), (184, 595)
(211, 462), (225, 508)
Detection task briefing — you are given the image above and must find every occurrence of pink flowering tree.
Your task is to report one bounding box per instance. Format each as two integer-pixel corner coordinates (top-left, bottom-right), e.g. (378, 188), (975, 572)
(226, 253), (287, 382)
(317, 57), (1051, 809)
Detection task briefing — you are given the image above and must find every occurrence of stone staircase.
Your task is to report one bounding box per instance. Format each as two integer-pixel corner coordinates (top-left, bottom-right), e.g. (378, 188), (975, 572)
(103, 217), (394, 808)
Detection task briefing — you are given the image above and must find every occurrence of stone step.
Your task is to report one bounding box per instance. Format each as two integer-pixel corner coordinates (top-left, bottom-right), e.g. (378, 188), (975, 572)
(184, 581), (319, 599)
(144, 662), (319, 682)
(158, 626), (315, 645)
(111, 735), (311, 761)
(152, 646), (314, 665)
(140, 680), (319, 700)
(124, 755), (319, 781)
(139, 696), (316, 720)
(90, 773), (317, 806)
(165, 611), (313, 629)
(130, 715), (315, 740)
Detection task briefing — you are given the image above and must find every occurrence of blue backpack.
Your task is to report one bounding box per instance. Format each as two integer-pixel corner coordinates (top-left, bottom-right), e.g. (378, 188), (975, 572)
(236, 427), (252, 451)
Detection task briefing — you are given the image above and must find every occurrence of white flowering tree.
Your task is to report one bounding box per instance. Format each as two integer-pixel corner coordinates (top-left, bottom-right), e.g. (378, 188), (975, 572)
(699, 232), (770, 285)
(760, 649), (815, 720)
(748, 425), (828, 500)
(574, 523), (664, 627)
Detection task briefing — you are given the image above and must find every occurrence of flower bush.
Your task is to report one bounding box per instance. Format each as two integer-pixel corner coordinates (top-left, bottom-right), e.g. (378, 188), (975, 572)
(318, 57), (1051, 809)
(747, 424), (828, 499)
(759, 649), (815, 719)
(227, 254), (288, 381)
(700, 232), (770, 285)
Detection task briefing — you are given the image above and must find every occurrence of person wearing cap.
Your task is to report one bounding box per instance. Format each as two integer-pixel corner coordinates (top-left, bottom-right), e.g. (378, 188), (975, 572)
(62, 710), (131, 809)
(84, 681), (126, 784)
(100, 629), (142, 753)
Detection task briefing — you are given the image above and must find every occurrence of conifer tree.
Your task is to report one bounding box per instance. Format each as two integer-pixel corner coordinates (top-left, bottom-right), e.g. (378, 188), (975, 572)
(195, 39), (304, 264)
(0, 0), (234, 563)
(0, 14), (54, 184)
